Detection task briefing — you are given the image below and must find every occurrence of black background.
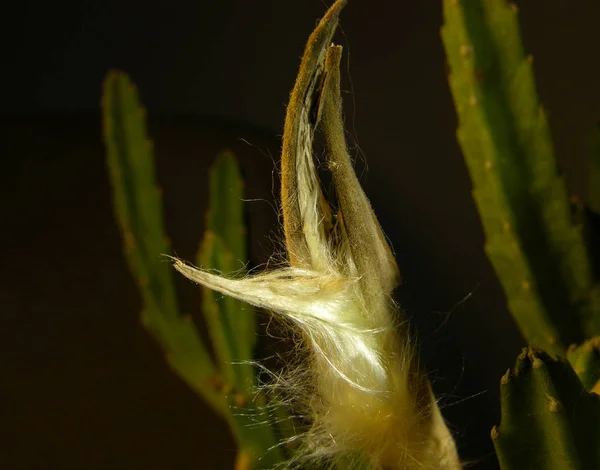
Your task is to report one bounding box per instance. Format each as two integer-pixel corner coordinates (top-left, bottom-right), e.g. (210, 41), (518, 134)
(3, 1), (600, 468)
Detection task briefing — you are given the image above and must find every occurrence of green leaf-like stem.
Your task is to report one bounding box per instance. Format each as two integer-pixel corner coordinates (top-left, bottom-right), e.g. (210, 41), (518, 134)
(493, 348), (600, 469)
(102, 70), (224, 414)
(442, 0), (600, 355)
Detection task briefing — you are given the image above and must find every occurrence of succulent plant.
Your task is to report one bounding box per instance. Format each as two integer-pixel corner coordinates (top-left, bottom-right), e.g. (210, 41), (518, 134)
(103, 0), (600, 468)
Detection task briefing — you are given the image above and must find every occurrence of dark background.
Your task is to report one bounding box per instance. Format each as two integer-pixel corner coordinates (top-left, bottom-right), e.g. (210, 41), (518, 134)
(3, 1), (600, 469)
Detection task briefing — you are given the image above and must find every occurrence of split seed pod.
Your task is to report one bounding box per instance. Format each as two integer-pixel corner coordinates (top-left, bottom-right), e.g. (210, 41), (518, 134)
(174, 1), (460, 468)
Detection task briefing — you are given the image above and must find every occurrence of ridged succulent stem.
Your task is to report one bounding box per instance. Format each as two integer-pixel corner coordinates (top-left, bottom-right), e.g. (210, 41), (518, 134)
(492, 348), (600, 469)
(103, 72), (283, 467)
(441, 0), (600, 356)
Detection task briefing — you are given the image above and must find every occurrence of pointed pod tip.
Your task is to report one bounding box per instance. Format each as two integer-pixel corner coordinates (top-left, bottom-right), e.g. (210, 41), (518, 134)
(330, 0), (348, 13)
(315, 0), (347, 38)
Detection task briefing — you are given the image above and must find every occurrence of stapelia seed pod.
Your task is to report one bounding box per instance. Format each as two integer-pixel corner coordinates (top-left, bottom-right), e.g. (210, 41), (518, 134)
(174, 1), (460, 468)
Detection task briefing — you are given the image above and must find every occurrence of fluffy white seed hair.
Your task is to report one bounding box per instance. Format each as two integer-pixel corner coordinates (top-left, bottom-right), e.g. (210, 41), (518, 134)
(174, 1), (460, 468)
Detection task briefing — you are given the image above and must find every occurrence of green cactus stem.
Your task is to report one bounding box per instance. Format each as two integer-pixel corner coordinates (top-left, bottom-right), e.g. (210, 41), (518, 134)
(102, 70), (224, 415)
(492, 347), (600, 469)
(197, 151), (256, 393)
(103, 71), (285, 467)
(196, 152), (285, 467)
(441, 0), (600, 356)
(567, 337), (600, 393)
